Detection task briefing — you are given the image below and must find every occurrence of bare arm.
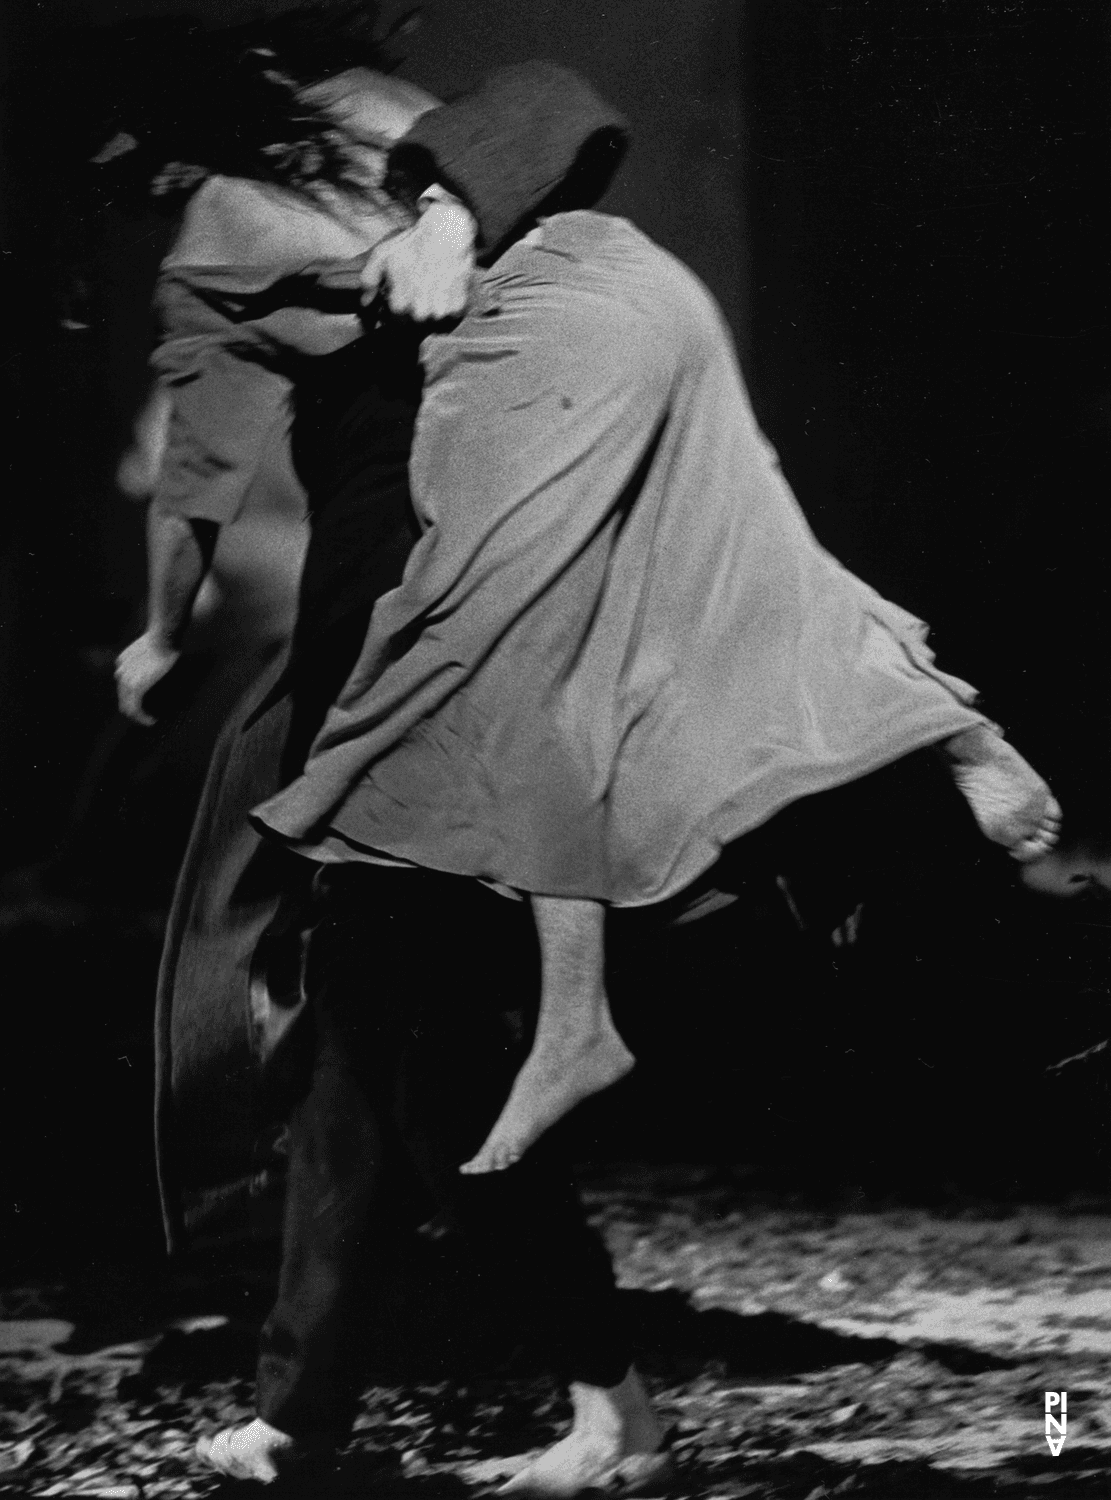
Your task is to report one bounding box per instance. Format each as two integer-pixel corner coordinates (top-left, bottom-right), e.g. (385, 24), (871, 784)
(117, 384), (171, 502)
(116, 244), (298, 725)
(115, 384), (210, 725)
(145, 505), (218, 648)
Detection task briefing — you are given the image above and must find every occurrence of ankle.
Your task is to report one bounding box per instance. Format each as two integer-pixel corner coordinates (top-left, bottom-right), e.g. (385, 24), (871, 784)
(533, 1008), (618, 1050)
(567, 1382), (625, 1444)
(942, 723), (1000, 764)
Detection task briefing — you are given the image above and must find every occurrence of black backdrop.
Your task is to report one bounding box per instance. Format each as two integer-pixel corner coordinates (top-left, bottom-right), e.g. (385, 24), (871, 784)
(0, 1), (1108, 1266)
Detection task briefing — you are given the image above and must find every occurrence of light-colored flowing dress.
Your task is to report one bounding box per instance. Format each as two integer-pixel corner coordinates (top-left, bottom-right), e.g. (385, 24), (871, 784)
(255, 211), (985, 907)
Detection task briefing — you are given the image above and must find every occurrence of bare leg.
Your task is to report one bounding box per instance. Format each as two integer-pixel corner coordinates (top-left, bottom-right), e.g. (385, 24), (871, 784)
(499, 1367), (668, 1498)
(940, 724), (1061, 861)
(459, 896), (634, 1174)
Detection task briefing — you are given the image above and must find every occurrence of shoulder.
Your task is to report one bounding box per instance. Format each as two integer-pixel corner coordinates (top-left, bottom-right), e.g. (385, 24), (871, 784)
(161, 175), (374, 273)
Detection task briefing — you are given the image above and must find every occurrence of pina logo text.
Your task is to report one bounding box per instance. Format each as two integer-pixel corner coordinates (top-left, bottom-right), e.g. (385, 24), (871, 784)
(1045, 1392), (1067, 1456)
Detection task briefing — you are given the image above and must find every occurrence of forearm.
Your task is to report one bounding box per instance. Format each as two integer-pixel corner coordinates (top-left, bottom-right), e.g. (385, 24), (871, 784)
(145, 504), (218, 647)
(531, 895), (607, 1000)
(118, 386), (172, 501)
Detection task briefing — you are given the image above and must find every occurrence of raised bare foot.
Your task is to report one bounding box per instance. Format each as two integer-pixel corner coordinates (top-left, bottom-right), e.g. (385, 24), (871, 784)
(499, 1368), (668, 1498)
(195, 1418), (298, 1484)
(460, 1017), (634, 1174)
(941, 725), (1061, 862)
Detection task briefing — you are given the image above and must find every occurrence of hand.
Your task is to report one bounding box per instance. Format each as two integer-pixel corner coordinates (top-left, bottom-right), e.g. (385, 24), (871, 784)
(115, 631), (180, 725)
(361, 199), (478, 322)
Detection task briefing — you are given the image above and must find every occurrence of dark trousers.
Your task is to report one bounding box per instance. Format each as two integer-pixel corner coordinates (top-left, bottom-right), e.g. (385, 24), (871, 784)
(256, 864), (631, 1442)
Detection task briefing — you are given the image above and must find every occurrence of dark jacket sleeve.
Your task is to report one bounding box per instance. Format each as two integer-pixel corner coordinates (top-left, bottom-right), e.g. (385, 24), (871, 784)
(385, 61), (629, 253)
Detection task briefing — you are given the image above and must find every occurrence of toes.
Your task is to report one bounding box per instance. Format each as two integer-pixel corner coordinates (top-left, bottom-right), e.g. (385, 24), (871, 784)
(459, 1145), (517, 1175)
(1005, 789), (1062, 861)
(1010, 829), (1060, 863)
(459, 1153), (492, 1175)
(1009, 790), (1062, 862)
(459, 1141), (523, 1175)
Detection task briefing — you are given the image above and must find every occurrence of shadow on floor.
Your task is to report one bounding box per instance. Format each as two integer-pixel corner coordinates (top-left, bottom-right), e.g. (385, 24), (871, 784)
(621, 1288), (1019, 1380)
(94, 1270), (1021, 1416)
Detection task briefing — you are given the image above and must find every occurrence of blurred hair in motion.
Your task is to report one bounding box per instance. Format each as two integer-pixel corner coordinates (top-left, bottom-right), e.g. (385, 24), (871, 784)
(68, 3), (408, 209)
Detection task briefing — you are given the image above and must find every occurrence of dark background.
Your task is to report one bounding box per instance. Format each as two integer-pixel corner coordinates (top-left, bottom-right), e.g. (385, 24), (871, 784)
(0, 0), (1109, 1273)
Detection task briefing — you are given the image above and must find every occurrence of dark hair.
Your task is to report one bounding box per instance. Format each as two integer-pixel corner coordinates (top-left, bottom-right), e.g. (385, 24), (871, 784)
(67, 4), (416, 207)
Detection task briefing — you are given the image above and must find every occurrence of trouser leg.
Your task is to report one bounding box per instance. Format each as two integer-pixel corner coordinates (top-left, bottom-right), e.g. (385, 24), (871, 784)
(256, 865), (632, 1442)
(255, 882), (410, 1440)
(363, 866), (634, 1390)
(453, 1159), (632, 1389)
(256, 1055), (382, 1440)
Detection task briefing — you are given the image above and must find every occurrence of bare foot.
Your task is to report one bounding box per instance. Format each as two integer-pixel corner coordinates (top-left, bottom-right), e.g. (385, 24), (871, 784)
(499, 1368), (668, 1498)
(196, 1418), (298, 1484)
(460, 1016), (634, 1174)
(941, 725), (1061, 862)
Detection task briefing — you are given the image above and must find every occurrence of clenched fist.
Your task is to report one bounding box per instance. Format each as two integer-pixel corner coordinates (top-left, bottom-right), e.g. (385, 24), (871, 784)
(361, 198), (478, 322)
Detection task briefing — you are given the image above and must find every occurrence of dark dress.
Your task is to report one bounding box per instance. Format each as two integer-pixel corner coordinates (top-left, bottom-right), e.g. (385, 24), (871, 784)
(154, 322), (423, 1252)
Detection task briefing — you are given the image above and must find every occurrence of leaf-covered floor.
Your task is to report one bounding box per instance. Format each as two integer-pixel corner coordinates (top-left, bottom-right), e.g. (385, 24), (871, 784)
(3, 1169), (1110, 1498)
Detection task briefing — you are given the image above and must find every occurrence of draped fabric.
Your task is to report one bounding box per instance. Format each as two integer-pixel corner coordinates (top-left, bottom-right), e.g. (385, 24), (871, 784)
(254, 213), (986, 907)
